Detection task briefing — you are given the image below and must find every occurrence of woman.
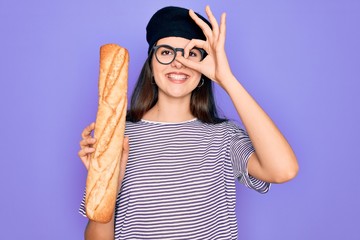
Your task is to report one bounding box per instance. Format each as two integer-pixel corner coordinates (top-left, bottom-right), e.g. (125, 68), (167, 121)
(79, 5), (298, 239)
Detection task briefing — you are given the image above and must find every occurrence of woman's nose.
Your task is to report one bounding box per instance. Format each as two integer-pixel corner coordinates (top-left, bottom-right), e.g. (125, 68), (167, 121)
(171, 52), (185, 68)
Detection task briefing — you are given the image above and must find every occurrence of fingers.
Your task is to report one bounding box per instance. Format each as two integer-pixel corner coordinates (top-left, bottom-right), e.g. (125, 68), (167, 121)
(205, 5), (219, 38)
(81, 122), (95, 139)
(219, 12), (227, 46)
(189, 6), (225, 43)
(78, 147), (95, 158)
(80, 137), (97, 148)
(78, 147), (95, 170)
(183, 39), (207, 58)
(176, 55), (202, 72)
(79, 122), (96, 170)
(189, 9), (212, 39)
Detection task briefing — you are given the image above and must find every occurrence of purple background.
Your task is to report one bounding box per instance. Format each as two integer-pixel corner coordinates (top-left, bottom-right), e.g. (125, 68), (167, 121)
(1, 0), (359, 239)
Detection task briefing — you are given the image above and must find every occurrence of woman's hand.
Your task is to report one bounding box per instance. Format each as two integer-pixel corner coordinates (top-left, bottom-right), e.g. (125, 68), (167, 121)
(177, 5), (233, 87)
(78, 122), (96, 170)
(179, 6), (299, 183)
(78, 122), (129, 191)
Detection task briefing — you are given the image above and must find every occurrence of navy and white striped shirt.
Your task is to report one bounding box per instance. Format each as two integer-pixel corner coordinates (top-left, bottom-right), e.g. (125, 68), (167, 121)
(80, 119), (270, 239)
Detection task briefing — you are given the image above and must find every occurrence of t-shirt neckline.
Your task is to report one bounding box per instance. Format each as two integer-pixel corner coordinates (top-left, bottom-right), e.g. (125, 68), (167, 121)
(140, 118), (198, 125)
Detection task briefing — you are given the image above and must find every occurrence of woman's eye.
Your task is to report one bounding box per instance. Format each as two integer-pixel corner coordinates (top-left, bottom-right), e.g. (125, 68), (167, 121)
(189, 49), (203, 59)
(189, 50), (198, 57)
(161, 50), (173, 56)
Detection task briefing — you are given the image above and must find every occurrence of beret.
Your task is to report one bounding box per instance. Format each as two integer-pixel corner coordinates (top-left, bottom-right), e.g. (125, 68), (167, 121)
(146, 6), (212, 53)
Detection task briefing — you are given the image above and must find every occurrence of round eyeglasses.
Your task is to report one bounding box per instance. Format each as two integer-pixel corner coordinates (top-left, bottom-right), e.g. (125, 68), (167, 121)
(152, 44), (205, 65)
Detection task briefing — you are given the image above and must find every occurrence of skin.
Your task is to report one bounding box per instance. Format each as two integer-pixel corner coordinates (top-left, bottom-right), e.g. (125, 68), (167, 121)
(78, 5), (299, 239)
(178, 6), (299, 183)
(142, 37), (202, 122)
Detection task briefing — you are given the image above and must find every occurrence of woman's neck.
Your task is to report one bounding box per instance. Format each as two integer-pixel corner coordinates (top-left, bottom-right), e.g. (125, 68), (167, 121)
(142, 96), (194, 123)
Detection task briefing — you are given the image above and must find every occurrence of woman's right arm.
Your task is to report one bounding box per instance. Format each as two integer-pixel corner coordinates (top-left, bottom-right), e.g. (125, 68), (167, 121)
(85, 218), (114, 240)
(79, 122), (129, 239)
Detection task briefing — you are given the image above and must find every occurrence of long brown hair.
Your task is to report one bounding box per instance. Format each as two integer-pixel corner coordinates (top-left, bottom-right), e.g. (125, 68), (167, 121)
(126, 54), (226, 124)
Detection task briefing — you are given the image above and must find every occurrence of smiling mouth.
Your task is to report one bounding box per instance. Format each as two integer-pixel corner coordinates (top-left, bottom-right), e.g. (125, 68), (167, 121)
(167, 73), (189, 81)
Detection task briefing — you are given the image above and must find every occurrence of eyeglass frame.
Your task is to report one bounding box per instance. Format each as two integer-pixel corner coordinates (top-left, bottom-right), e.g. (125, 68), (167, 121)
(151, 44), (206, 65)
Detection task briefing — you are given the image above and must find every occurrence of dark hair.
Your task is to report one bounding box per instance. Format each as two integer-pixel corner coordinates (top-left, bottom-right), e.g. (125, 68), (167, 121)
(126, 53), (227, 124)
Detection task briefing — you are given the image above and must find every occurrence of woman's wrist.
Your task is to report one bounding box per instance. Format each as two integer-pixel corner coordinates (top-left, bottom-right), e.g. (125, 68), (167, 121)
(219, 73), (241, 95)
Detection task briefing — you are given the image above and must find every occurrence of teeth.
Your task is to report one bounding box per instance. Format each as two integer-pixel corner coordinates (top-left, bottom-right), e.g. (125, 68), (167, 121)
(168, 74), (188, 80)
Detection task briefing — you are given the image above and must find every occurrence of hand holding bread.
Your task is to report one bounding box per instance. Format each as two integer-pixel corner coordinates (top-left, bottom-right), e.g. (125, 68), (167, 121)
(78, 122), (96, 170)
(78, 122), (129, 190)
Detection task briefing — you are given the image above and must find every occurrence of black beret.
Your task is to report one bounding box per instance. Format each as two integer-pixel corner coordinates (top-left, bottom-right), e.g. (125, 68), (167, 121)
(146, 6), (212, 53)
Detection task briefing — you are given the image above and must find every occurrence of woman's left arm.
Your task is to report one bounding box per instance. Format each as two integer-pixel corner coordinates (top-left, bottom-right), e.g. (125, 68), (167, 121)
(222, 75), (299, 183)
(178, 6), (299, 183)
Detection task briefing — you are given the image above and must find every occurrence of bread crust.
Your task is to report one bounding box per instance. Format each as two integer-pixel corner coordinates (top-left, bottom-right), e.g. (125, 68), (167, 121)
(85, 44), (129, 223)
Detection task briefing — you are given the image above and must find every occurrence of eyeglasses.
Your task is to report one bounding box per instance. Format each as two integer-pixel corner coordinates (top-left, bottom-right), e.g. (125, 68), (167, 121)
(152, 44), (205, 65)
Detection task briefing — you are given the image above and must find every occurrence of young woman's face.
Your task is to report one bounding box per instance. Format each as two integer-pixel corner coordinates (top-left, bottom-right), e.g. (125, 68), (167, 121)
(152, 37), (202, 101)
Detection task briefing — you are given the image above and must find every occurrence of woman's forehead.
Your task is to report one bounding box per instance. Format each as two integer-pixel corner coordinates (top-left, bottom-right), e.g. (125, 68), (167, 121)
(156, 37), (191, 46)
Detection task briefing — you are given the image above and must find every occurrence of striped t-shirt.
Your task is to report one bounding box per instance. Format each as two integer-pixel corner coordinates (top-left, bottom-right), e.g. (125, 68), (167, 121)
(80, 119), (270, 239)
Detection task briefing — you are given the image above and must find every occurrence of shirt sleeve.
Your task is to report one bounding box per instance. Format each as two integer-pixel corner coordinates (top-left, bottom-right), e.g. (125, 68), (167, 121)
(78, 189), (87, 217)
(228, 122), (271, 194)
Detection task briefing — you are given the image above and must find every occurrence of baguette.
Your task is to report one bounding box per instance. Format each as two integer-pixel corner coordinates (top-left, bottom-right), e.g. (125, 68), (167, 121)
(85, 44), (129, 223)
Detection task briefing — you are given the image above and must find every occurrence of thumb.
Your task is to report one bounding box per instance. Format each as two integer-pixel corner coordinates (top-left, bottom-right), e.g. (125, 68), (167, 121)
(119, 136), (129, 180)
(176, 55), (202, 72)
(122, 136), (129, 154)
